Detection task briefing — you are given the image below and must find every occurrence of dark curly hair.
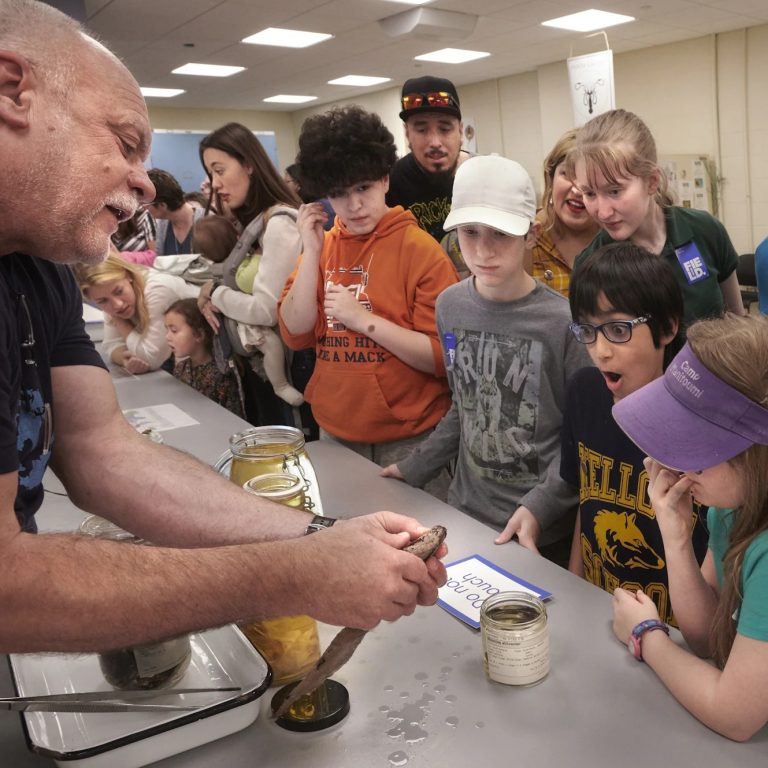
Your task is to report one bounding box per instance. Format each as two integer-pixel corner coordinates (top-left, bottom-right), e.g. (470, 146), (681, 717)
(297, 106), (397, 198)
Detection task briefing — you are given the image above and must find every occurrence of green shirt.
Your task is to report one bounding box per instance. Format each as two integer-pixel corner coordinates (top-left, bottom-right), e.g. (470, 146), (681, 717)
(575, 206), (738, 332)
(708, 507), (768, 642)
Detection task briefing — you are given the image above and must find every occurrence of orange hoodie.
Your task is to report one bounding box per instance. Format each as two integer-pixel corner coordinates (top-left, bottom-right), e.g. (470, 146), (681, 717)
(278, 206), (458, 442)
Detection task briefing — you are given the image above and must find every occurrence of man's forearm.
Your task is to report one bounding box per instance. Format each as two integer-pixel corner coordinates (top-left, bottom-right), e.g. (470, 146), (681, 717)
(0, 530), (307, 652)
(52, 429), (310, 547)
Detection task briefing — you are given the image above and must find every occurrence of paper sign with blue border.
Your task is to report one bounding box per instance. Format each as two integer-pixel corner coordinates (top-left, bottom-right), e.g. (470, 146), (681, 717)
(437, 554), (552, 629)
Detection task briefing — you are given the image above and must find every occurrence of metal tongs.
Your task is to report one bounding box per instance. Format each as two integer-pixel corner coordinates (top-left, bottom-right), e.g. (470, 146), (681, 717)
(0, 686), (242, 713)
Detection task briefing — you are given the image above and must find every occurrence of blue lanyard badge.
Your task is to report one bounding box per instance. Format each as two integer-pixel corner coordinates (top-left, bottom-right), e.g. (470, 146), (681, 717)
(443, 332), (457, 371)
(675, 241), (710, 285)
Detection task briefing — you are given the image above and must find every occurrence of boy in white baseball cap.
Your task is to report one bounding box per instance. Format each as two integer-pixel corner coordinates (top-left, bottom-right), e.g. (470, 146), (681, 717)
(383, 154), (589, 566)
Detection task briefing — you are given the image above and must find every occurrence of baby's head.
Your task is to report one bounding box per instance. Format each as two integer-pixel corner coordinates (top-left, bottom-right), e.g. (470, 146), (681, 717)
(192, 215), (239, 263)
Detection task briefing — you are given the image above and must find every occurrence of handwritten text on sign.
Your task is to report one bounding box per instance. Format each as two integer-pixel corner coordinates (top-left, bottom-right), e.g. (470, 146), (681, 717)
(437, 555), (552, 629)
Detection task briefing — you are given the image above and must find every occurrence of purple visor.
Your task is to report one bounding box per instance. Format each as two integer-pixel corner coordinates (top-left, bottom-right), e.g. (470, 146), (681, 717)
(612, 342), (768, 472)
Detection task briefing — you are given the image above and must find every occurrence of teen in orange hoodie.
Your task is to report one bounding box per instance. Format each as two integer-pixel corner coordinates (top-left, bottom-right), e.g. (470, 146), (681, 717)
(278, 106), (458, 473)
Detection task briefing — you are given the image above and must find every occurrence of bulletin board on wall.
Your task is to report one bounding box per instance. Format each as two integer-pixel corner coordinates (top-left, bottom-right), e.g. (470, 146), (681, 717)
(148, 130), (279, 193)
(659, 154), (718, 218)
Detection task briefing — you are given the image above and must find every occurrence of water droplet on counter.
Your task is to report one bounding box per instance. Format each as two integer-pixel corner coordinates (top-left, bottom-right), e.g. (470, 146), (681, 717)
(440, 666), (452, 674)
(414, 672), (428, 681)
(434, 684), (446, 694)
(388, 751), (408, 766)
(474, 721), (485, 729)
(399, 691), (409, 699)
(384, 685), (394, 692)
(445, 694), (457, 704)
(445, 716), (459, 728)
(379, 705), (390, 712)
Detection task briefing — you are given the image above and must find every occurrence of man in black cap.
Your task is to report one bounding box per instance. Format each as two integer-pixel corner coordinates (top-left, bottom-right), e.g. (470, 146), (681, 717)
(386, 75), (471, 275)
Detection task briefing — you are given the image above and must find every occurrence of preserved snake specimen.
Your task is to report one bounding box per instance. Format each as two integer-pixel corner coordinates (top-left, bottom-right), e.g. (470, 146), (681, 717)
(272, 525), (447, 719)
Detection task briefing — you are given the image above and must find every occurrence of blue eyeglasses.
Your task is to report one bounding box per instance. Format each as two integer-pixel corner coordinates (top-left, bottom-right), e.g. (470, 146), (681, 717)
(569, 315), (651, 344)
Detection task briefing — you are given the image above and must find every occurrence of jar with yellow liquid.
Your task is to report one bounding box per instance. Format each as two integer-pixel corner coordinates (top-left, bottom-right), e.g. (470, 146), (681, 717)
(229, 426), (322, 515)
(238, 452), (322, 686)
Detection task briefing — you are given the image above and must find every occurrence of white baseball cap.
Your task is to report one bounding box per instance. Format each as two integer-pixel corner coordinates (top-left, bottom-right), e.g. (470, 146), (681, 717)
(444, 154), (536, 236)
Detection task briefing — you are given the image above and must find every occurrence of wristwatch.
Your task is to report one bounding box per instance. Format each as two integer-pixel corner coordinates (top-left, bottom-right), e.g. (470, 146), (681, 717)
(304, 515), (337, 535)
(628, 619), (669, 661)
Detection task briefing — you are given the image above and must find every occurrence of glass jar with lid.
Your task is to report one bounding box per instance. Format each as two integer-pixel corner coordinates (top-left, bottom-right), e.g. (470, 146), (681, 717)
(78, 515), (192, 690)
(226, 426), (322, 515)
(239, 476), (321, 686)
(480, 591), (549, 686)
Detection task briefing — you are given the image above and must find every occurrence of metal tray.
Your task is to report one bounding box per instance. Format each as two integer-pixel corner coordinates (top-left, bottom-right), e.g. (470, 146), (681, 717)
(9, 625), (270, 768)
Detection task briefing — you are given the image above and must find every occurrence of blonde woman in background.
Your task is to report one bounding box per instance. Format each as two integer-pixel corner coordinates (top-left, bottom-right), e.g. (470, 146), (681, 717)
(75, 252), (198, 374)
(526, 129), (599, 297)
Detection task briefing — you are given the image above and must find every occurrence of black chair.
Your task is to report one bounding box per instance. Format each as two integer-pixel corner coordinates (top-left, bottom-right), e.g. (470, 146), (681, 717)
(736, 253), (759, 312)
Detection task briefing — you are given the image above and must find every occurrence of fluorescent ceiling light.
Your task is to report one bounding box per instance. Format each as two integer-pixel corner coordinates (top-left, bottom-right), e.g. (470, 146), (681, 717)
(328, 75), (391, 87)
(242, 27), (332, 48)
(172, 63), (245, 77)
(542, 9), (635, 32)
(415, 48), (490, 64)
(140, 87), (185, 98)
(263, 94), (318, 104)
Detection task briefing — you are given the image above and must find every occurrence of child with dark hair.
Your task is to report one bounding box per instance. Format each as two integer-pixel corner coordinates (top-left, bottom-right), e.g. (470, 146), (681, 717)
(164, 298), (244, 417)
(278, 105), (458, 486)
(191, 216), (304, 407)
(562, 242), (709, 624)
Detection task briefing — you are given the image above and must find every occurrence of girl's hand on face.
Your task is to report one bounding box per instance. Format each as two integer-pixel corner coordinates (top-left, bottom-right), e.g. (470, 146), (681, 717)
(644, 457), (695, 546)
(297, 202), (328, 255)
(612, 587), (661, 645)
(123, 352), (152, 375)
(324, 282), (366, 331)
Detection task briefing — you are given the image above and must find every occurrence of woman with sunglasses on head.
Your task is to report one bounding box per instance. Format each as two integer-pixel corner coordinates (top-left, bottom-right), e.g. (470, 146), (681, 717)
(568, 109), (744, 329)
(197, 123), (303, 425)
(610, 313), (768, 741)
(561, 243), (709, 624)
(526, 129), (599, 297)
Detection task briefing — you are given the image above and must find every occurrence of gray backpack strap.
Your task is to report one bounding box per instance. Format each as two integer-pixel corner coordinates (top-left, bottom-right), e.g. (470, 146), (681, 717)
(219, 206), (298, 289)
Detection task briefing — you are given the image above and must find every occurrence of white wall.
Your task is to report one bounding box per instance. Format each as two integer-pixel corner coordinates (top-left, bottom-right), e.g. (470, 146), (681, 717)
(149, 22), (768, 253)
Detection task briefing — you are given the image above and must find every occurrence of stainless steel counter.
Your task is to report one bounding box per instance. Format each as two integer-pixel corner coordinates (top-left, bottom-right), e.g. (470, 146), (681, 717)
(2, 370), (766, 767)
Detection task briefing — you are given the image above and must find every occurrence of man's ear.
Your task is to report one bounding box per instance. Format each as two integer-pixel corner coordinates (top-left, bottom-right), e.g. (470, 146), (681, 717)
(0, 50), (34, 130)
(403, 124), (412, 152)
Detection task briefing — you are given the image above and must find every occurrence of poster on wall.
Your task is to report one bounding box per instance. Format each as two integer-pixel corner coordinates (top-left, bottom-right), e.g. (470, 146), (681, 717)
(567, 49), (616, 127)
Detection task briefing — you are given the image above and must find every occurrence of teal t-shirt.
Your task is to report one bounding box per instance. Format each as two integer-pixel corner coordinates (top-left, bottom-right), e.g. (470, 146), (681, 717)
(707, 507), (768, 641)
(575, 206), (738, 332)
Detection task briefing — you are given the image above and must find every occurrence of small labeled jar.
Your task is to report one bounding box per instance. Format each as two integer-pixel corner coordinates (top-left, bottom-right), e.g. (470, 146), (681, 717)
(79, 515), (192, 690)
(480, 591), (549, 686)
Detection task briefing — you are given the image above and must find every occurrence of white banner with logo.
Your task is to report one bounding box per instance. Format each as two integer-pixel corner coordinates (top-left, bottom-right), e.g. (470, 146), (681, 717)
(567, 49), (615, 127)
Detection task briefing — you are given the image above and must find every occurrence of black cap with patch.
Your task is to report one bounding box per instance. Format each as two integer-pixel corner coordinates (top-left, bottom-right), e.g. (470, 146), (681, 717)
(399, 75), (461, 121)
